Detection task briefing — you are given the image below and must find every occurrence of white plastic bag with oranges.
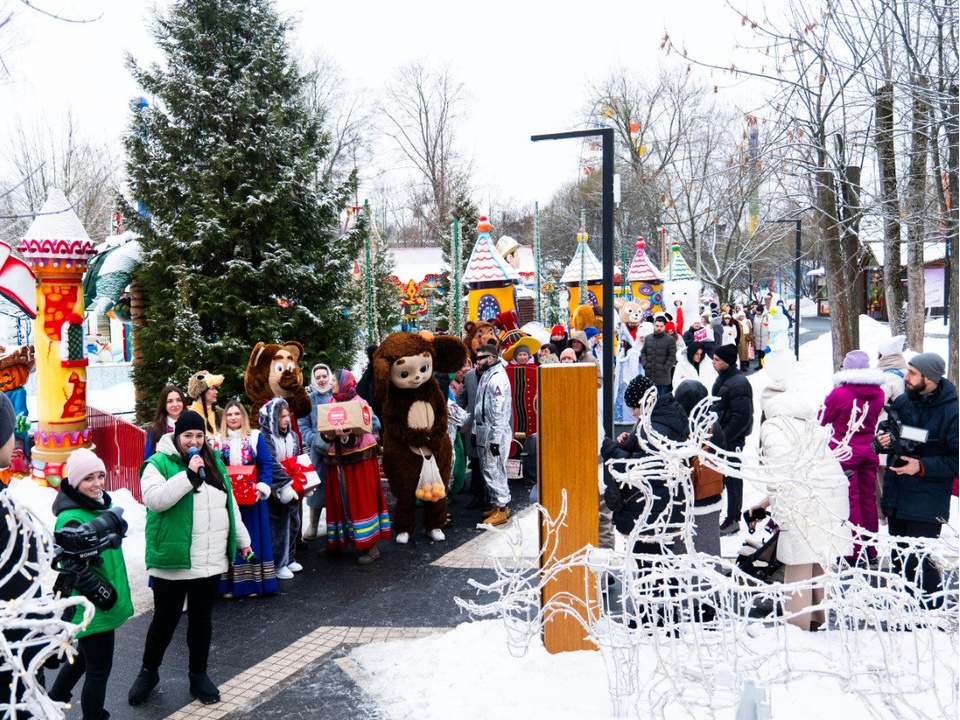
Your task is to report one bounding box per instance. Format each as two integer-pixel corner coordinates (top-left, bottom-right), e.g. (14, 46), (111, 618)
(415, 450), (446, 502)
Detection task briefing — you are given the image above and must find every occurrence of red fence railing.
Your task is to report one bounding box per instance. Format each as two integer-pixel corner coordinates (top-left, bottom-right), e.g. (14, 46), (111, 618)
(87, 406), (145, 502)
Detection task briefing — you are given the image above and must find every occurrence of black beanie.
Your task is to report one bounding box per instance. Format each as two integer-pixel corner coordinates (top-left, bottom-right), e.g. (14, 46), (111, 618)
(624, 375), (656, 408)
(714, 344), (738, 367)
(174, 410), (206, 444)
(0, 393), (14, 447)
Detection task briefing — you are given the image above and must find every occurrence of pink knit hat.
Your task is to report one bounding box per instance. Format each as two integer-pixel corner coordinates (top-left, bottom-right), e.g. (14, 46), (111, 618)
(66, 447), (106, 488)
(842, 350), (870, 370)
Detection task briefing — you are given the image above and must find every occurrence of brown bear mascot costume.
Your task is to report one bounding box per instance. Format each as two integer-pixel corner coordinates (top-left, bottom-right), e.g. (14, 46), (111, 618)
(374, 331), (468, 543)
(244, 341), (312, 429)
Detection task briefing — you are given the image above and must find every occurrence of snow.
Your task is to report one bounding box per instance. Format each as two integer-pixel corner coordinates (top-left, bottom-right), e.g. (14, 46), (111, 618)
(20, 188), (91, 244)
(5, 313), (957, 719)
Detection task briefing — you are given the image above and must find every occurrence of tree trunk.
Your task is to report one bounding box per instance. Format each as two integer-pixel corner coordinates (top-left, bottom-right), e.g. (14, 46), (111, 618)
(815, 169), (858, 370)
(904, 86), (931, 352)
(874, 82), (906, 333)
(945, 84), (959, 386)
(128, 278), (150, 424)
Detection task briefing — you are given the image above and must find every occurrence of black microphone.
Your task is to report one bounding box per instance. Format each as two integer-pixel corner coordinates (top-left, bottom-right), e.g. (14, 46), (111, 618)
(188, 447), (207, 482)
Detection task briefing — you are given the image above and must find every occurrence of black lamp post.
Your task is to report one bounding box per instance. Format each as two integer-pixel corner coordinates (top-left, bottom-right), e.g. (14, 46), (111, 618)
(532, 128), (615, 439)
(772, 218), (802, 361)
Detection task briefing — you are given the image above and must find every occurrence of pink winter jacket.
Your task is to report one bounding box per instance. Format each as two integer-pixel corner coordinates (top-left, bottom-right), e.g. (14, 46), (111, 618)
(820, 368), (887, 448)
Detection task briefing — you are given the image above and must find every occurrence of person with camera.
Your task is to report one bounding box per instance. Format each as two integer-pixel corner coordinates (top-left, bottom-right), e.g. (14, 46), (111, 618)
(876, 352), (958, 609)
(48, 448), (133, 720)
(129, 410), (252, 707)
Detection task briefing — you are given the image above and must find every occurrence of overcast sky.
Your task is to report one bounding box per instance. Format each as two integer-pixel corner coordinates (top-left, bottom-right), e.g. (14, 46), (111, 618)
(0, 0), (748, 223)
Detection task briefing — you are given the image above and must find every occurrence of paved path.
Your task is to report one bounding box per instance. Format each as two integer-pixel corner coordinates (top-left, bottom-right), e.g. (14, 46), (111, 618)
(65, 488), (536, 720)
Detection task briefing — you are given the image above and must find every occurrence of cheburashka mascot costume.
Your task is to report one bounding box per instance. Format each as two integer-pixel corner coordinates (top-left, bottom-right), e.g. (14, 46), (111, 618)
(374, 331), (468, 544)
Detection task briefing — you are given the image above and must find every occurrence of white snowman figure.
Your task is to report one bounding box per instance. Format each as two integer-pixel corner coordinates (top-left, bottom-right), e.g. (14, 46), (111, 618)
(661, 278), (703, 338)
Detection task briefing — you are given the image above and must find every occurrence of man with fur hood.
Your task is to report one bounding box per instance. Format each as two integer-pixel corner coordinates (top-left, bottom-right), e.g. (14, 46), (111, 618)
(820, 349), (886, 561)
(259, 398), (302, 580)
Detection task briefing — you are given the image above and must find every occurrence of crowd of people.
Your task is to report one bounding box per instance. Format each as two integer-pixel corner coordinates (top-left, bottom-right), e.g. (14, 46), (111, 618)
(3, 307), (953, 718)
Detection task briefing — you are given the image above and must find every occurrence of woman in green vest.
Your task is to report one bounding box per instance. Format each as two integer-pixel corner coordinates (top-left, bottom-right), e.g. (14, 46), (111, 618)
(48, 448), (133, 720)
(128, 410), (251, 708)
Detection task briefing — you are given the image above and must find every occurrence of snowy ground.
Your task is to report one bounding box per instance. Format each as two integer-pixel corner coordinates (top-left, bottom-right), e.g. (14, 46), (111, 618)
(7, 312), (958, 719)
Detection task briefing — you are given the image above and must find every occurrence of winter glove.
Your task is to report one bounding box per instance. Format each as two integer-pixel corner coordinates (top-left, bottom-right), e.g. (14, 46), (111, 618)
(490, 443), (500, 457)
(72, 564), (117, 611)
(256, 482), (271, 502)
(276, 484), (297, 504)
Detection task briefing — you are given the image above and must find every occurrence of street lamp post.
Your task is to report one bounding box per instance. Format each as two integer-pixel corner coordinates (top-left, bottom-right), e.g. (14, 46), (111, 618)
(772, 218), (802, 361)
(532, 128), (614, 439)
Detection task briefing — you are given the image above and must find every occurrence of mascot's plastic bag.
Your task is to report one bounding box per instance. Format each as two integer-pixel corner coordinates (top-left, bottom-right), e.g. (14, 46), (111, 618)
(415, 451), (446, 502)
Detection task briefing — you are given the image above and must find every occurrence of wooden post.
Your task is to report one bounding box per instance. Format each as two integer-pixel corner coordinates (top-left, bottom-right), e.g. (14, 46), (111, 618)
(538, 363), (599, 653)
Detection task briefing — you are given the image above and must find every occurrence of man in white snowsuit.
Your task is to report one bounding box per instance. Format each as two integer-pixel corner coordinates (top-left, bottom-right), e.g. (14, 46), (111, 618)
(473, 343), (513, 526)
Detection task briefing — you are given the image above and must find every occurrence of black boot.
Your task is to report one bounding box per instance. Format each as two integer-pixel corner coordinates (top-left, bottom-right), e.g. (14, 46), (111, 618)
(128, 667), (159, 706)
(189, 671), (221, 704)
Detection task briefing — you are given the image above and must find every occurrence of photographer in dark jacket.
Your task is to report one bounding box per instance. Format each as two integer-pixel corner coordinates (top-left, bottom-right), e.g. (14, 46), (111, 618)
(711, 344), (754, 537)
(877, 353), (959, 608)
(601, 375), (689, 548)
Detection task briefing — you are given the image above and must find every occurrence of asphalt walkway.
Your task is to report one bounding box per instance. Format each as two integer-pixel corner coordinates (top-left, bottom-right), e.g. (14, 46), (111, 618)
(63, 484), (536, 720)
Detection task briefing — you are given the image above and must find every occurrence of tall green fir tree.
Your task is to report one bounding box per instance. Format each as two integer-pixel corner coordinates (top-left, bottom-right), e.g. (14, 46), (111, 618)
(125, 0), (360, 421)
(353, 203), (401, 346)
(435, 183), (478, 334)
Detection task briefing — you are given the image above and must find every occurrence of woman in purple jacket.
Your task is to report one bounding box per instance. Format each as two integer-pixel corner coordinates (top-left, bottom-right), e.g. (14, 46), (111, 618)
(821, 350), (886, 562)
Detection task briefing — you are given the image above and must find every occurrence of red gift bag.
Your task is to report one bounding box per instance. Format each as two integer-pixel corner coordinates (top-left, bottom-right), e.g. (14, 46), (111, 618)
(227, 465), (258, 505)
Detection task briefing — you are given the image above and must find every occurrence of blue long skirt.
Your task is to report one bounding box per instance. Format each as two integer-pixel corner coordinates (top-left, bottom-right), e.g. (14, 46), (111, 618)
(219, 499), (278, 597)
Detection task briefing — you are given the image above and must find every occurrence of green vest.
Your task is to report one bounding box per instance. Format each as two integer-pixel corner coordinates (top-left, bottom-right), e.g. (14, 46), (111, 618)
(141, 451), (238, 571)
(55, 507), (134, 638)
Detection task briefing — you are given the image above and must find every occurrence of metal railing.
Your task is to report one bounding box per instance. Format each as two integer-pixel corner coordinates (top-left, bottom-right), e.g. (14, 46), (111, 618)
(86, 406), (145, 502)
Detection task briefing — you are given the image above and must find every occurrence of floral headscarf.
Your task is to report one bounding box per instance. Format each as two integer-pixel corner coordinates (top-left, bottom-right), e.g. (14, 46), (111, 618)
(332, 369), (358, 402)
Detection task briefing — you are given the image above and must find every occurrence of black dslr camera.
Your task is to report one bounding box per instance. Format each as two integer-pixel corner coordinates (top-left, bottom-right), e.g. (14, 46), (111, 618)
(52, 507), (127, 620)
(872, 406), (929, 468)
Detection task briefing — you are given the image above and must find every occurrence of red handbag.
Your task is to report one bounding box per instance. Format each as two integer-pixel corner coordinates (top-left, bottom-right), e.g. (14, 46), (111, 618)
(227, 465), (258, 505)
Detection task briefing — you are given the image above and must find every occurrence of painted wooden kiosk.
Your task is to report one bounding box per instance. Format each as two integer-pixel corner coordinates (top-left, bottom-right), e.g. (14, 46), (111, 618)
(538, 363), (599, 653)
(464, 216), (519, 322)
(17, 189), (96, 485)
(626, 237), (664, 315)
(561, 227), (604, 316)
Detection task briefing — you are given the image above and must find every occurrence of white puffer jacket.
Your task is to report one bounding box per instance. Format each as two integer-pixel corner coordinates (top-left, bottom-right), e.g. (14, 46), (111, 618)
(142, 434), (251, 581)
(760, 384), (852, 565)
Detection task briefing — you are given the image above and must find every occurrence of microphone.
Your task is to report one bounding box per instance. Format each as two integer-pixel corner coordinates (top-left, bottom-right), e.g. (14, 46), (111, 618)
(188, 447), (207, 482)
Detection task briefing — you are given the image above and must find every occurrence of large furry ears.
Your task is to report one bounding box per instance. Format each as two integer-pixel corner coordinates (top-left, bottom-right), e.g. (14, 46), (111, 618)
(282, 341), (304, 362)
(372, 354), (392, 405)
(249, 342), (267, 368)
(431, 335), (468, 374)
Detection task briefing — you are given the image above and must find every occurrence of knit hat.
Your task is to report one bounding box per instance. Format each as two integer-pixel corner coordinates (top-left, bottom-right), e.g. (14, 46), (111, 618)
(0, 393), (14, 448)
(583, 327), (600, 340)
(664, 321), (676, 334)
(551, 324), (566, 337)
(475, 343), (499, 360)
(173, 410), (206, 444)
(714, 344), (738, 366)
(559, 348), (577, 363)
(909, 353), (945, 384)
(877, 335), (906, 358)
(65, 447), (106, 489)
(187, 370), (224, 400)
(624, 375), (656, 408)
(842, 350), (870, 370)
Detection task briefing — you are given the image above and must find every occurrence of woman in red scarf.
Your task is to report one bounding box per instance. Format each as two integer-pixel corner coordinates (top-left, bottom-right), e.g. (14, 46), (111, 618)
(322, 370), (392, 563)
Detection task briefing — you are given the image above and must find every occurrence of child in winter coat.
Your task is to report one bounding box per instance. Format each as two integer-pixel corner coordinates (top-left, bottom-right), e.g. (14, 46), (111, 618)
(259, 398), (302, 580)
(49, 448), (134, 720)
(821, 349), (886, 562)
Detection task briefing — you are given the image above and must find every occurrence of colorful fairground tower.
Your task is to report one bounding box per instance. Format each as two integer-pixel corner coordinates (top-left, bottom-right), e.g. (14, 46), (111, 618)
(626, 236), (664, 315)
(560, 224), (604, 316)
(17, 189), (97, 485)
(464, 216), (519, 322)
